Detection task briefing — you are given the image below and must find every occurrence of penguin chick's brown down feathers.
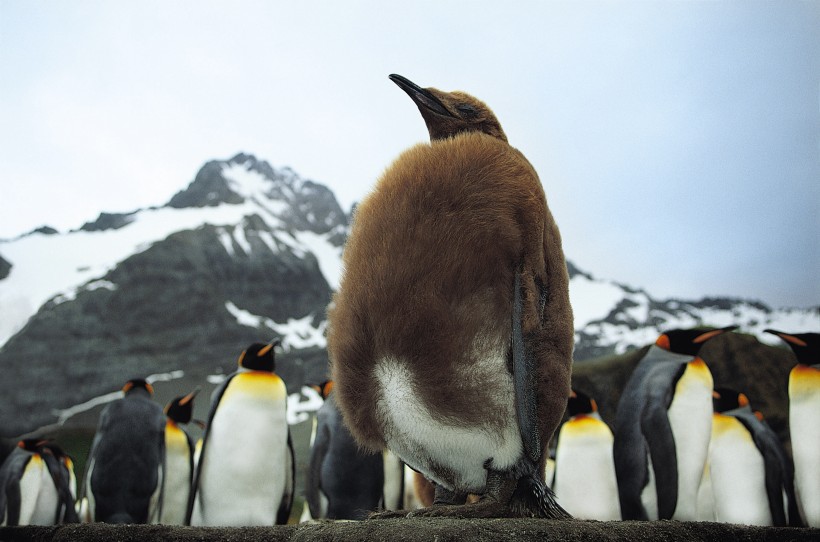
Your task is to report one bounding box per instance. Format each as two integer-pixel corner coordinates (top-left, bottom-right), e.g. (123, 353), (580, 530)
(327, 75), (573, 519)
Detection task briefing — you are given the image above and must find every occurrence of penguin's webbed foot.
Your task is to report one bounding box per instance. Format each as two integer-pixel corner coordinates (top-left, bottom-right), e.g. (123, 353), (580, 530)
(509, 474), (571, 519)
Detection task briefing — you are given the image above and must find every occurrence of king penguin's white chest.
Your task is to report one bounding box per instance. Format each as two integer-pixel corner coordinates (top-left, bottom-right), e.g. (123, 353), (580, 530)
(20, 455), (59, 526)
(553, 413), (621, 520)
(708, 414), (771, 525)
(161, 422), (192, 525)
(196, 371), (289, 526)
(789, 364), (820, 527)
(666, 359), (713, 521)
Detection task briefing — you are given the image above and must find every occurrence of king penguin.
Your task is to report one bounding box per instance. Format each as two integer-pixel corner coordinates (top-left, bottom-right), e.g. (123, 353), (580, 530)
(305, 380), (385, 520)
(553, 390), (621, 520)
(187, 340), (295, 526)
(706, 387), (802, 526)
(613, 326), (734, 521)
(0, 439), (77, 525)
(765, 329), (820, 527)
(160, 389), (199, 525)
(83, 378), (166, 524)
(327, 74), (574, 519)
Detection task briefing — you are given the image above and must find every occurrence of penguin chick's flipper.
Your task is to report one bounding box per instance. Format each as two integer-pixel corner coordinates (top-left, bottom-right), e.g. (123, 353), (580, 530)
(512, 268), (541, 465)
(510, 270), (569, 519)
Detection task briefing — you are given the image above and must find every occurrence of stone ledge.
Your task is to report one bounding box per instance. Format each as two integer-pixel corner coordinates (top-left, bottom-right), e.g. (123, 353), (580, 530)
(0, 518), (817, 542)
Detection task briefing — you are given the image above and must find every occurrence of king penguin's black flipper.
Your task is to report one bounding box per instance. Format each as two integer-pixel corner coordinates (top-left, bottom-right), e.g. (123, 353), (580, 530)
(276, 429), (296, 525)
(306, 414), (330, 519)
(185, 373), (235, 525)
(512, 269), (541, 465)
(640, 364), (682, 520)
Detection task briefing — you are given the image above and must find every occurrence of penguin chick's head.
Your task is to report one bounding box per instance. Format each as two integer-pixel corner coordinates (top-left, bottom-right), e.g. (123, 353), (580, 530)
(164, 388), (200, 424)
(764, 329), (819, 365)
(655, 326), (737, 356)
(567, 389), (597, 417)
(122, 378), (154, 396)
(389, 74), (507, 142)
(712, 387), (750, 413)
(238, 339), (281, 372)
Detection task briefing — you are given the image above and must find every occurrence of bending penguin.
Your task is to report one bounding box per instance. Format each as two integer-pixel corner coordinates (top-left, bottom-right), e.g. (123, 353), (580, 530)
(83, 378), (166, 523)
(305, 381), (385, 520)
(327, 74), (574, 518)
(706, 387), (802, 526)
(552, 390), (620, 520)
(160, 389), (199, 525)
(613, 326), (734, 521)
(0, 439), (78, 525)
(765, 329), (820, 527)
(186, 340), (295, 526)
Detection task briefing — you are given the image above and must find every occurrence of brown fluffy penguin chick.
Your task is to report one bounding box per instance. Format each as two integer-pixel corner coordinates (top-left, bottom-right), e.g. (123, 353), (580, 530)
(327, 74), (574, 519)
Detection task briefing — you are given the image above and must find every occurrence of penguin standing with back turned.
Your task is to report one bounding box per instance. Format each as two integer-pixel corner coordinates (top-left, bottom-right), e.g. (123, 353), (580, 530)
(160, 389), (199, 525)
(765, 329), (820, 527)
(327, 74), (574, 518)
(187, 340), (295, 526)
(82, 378), (166, 523)
(706, 387), (802, 526)
(613, 326), (735, 521)
(305, 381), (385, 520)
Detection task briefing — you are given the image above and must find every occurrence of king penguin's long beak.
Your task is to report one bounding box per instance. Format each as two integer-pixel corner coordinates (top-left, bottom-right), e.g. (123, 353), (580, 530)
(389, 74), (453, 117)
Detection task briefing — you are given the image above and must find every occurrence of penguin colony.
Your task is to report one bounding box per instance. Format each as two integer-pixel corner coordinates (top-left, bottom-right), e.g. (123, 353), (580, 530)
(1, 329), (817, 527)
(0, 75), (818, 529)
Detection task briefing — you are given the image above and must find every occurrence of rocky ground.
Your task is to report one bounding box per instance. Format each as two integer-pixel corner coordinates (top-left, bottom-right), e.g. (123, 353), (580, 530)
(0, 518), (817, 542)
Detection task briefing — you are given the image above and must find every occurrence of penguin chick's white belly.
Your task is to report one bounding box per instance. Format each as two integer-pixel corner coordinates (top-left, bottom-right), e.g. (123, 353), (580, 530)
(553, 413), (621, 521)
(374, 353), (523, 494)
(667, 359), (713, 521)
(161, 423), (192, 525)
(196, 373), (289, 526)
(790, 365), (820, 527)
(709, 414), (771, 526)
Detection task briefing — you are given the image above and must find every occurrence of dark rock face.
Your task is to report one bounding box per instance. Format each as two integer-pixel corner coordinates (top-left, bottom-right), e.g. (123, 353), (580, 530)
(167, 159), (245, 208)
(79, 212), (138, 232)
(0, 254), (10, 280)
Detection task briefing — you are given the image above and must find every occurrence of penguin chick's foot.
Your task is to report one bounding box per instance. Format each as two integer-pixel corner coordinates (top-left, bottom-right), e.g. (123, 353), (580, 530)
(406, 472), (572, 519)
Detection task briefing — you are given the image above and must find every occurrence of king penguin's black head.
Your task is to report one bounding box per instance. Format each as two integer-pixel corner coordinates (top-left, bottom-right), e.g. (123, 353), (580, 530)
(164, 388), (200, 424)
(567, 390), (596, 417)
(310, 380), (334, 400)
(389, 74), (507, 142)
(122, 378), (154, 396)
(238, 339), (281, 372)
(712, 387), (750, 413)
(764, 329), (819, 365)
(655, 326), (737, 356)
(17, 439), (47, 452)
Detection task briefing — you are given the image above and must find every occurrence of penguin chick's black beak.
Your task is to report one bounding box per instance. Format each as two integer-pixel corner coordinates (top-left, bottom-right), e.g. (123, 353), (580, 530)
(389, 74), (454, 118)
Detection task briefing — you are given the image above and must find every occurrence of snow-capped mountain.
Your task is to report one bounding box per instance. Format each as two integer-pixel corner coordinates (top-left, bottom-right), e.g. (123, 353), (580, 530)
(0, 152), (817, 436)
(568, 264), (818, 360)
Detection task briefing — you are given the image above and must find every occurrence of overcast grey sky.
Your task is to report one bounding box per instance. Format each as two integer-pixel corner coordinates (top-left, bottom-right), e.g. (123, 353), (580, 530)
(1, 1), (818, 308)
